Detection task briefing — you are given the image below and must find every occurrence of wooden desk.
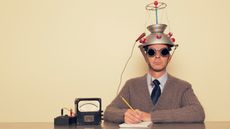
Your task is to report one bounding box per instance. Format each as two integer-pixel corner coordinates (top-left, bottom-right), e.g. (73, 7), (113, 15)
(0, 122), (229, 129)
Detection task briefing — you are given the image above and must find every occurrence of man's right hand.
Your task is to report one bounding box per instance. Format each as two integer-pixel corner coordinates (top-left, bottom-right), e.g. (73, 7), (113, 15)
(124, 109), (142, 124)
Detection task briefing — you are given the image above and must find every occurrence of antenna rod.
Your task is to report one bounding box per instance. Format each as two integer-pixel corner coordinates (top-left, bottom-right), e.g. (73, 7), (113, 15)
(154, 1), (159, 24)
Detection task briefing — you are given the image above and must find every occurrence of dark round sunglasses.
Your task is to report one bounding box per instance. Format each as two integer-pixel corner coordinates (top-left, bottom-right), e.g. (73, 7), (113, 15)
(146, 48), (170, 57)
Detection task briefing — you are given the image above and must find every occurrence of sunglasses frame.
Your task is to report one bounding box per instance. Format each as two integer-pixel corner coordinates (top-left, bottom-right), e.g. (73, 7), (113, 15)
(146, 47), (171, 57)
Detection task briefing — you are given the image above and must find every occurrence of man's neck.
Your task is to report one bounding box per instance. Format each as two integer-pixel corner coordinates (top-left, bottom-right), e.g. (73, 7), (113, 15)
(149, 70), (167, 79)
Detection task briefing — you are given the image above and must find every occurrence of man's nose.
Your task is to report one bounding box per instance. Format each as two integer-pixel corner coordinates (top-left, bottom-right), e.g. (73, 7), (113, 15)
(155, 51), (161, 58)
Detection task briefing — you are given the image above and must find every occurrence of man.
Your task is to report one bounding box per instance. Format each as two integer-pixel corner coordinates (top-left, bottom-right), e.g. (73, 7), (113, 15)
(104, 24), (205, 123)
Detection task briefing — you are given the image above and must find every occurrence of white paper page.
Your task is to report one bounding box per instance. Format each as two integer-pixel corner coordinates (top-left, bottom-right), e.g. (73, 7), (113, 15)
(119, 121), (152, 128)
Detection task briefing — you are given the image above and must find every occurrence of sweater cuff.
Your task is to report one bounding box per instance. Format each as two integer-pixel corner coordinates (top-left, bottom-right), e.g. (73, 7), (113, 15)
(151, 110), (174, 123)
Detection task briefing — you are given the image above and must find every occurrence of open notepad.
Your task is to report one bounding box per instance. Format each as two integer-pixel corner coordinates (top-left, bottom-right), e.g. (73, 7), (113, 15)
(119, 121), (152, 128)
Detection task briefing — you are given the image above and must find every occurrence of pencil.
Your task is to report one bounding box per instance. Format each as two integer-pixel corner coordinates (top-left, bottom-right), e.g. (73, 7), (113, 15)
(120, 96), (135, 111)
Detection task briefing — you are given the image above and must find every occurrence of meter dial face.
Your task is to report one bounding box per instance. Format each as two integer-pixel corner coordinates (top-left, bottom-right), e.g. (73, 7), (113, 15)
(78, 101), (100, 112)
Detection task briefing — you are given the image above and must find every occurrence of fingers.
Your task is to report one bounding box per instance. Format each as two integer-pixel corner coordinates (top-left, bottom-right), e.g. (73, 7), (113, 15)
(124, 109), (142, 124)
(124, 109), (152, 123)
(135, 109), (151, 122)
(135, 109), (142, 116)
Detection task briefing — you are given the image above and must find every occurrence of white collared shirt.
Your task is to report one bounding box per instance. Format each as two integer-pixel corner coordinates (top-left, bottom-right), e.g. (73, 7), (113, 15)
(147, 72), (168, 95)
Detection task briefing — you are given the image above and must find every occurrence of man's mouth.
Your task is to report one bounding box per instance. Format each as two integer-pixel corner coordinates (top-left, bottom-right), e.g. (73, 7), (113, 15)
(153, 62), (161, 65)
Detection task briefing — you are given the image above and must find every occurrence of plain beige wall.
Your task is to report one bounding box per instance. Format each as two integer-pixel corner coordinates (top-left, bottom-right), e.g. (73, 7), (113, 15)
(0, 0), (230, 122)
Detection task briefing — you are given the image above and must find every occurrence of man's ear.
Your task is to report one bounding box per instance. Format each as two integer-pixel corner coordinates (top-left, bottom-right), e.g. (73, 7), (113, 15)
(143, 54), (150, 65)
(140, 47), (150, 64)
(168, 55), (172, 62)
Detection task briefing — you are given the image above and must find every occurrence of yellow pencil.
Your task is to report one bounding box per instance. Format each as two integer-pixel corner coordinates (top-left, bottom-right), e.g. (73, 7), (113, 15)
(120, 96), (135, 111)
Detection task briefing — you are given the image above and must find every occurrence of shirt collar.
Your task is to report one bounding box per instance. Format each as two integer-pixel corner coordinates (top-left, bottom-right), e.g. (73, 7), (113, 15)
(147, 72), (168, 92)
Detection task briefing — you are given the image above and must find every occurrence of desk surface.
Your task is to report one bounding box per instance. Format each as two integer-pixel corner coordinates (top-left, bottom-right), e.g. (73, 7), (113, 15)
(0, 122), (229, 129)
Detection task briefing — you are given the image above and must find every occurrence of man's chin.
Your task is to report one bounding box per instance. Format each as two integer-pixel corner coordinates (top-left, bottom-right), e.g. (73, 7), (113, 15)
(150, 66), (166, 72)
(152, 69), (165, 72)
(148, 64), (166, 72)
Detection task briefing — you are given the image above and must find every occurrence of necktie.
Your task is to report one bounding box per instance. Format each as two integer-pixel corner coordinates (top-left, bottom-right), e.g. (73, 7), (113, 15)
(151, 79), (161, 105)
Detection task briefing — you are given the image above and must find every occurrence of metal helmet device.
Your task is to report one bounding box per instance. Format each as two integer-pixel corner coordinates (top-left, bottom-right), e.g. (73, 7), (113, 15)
(137, 1), (178, 59)
(140, 24), (175, 47)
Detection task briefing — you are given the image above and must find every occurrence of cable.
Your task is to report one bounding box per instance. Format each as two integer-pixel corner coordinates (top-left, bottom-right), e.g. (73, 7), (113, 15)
(116, 41), (137, 95)
(170, 44), (179, 57)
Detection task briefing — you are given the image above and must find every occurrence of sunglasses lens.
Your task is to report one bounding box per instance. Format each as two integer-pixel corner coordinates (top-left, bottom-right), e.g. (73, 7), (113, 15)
(147, 49), (155, 57)
(161, 48), (170, 56)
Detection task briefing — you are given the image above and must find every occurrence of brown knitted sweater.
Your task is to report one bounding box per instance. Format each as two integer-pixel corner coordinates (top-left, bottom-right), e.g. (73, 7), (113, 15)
(104, 74), (205, 123)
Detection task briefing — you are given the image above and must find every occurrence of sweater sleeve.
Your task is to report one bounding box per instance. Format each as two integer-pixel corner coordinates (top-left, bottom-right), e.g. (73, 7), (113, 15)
(103, 81), (131, 123)
(151, 86), (205, 123)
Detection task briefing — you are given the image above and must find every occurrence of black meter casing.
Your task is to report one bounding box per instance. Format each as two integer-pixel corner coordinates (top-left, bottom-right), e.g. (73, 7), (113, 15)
(75, 98), (103, 125)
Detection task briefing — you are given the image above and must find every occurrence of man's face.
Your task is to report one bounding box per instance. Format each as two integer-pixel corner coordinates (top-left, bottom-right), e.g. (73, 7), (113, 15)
(146, 44), (171, 72)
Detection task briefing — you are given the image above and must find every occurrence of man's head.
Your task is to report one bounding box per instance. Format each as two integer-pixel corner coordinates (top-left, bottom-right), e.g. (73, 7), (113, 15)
(138, 24), (178, 74)
(144, 44), (172, 73)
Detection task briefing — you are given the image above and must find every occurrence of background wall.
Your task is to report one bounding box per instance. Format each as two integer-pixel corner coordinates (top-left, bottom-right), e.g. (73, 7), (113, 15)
(0, 0), (230, 122)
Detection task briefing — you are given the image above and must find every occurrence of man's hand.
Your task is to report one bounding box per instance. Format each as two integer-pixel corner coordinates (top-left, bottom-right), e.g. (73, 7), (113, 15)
(124, 109), (142, 124)
(135, 109), (151, 122)
(124, 109), (151, 124)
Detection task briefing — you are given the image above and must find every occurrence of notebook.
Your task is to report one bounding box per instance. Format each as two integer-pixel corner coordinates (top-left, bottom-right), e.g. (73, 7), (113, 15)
(119, 121), (152, 128)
